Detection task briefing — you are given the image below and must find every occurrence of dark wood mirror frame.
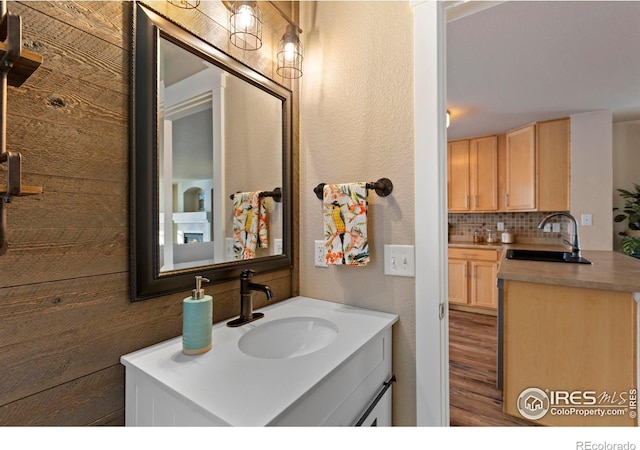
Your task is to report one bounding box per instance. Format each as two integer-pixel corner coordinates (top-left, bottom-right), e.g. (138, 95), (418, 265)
(130, 4), (293, 302)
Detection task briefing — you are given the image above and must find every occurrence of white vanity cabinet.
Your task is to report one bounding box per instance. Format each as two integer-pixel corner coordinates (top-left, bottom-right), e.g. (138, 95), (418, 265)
(121, 297), (398, 426)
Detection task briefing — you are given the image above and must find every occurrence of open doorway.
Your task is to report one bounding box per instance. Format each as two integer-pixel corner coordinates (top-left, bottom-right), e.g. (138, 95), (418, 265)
(443, 0), (640, 427)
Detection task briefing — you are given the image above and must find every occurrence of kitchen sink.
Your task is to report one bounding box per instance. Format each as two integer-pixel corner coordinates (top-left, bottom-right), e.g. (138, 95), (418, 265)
(505, 249), (592, 264)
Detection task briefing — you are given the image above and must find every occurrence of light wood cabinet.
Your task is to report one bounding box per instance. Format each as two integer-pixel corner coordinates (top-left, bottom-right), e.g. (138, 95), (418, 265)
(448, 136), (498, 212)
(448, 140), (470, 211)
(447, 259), (468, 305)
(448, 247), (499, 310)
(537, 118), (570, 211)
(502, 280), (637, 426)
(449, 118), (570, 213)
(505, 124), (536, 211)
(503, 118), (570, 212)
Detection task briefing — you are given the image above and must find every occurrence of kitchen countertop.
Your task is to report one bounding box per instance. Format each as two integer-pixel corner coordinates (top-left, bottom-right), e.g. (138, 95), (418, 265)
(497, 245), (640, 293)
(448, 241), (504, 250)
(120, 296), (398, 426)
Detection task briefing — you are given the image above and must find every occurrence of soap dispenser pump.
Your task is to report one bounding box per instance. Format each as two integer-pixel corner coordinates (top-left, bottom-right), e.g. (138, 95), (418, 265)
(182, 276), (213, 355)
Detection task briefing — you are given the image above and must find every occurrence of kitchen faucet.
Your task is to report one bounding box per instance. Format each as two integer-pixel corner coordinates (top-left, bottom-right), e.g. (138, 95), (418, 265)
(227, 269), (273, 327)
(537, 212), (582, 259)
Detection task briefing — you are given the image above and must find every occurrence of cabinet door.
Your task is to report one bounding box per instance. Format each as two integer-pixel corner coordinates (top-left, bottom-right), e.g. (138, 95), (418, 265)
(470, 261), (497, 309)
(470, 136), (498, 211)
(537, 118), (570, 211)
(448, 140), (470, 211)
(505, 125), (536, 210)
(448, 259), (468, 305)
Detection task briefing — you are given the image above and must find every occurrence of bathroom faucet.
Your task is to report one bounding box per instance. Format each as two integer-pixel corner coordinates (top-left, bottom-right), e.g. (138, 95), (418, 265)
(538, 212), (582, 259)
(227, 269), (273, 327)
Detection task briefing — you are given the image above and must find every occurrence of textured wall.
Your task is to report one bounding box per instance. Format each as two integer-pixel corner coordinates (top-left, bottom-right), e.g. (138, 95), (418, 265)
(612, 120), (640, 251)
(570, 110), (613, 251)
(299, 1), (416, 425)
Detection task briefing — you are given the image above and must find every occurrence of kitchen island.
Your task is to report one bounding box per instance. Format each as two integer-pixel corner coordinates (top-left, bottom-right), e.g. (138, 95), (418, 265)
(497, 248), (639, 426)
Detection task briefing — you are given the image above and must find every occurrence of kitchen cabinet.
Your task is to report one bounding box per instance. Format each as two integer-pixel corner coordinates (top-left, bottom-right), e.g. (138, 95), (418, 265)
(497, 249), (640, 426)
(504, 118), (570, 212)
(501, 281), (637, 426)
(505, 124), (536, 211)
(448, 247), (499, 311)
(537, 118), (570, 211)
(449, 118), (570, 213)
(448, 136), (498, 212)
(448, 140), (470, 211)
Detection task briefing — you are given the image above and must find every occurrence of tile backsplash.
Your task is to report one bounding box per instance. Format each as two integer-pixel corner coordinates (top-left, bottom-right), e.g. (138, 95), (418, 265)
(448, 212), (570, 241)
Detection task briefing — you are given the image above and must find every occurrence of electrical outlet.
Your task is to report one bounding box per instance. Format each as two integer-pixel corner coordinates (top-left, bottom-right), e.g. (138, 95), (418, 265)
(497, 222), (505, 231)
(225, 238), (235, 259)
(552, 223), (561, 233)
(274, 238), (283, 254)
(581, 213), (593, 226)
(384, 245), (415, 277)
(314, 240), (327, 267)
(543, 223), (551, 233)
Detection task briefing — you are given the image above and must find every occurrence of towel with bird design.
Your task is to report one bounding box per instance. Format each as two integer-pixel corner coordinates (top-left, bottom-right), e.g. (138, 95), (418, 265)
(322, 182), (369, 266)
(232, 191), (268, 259)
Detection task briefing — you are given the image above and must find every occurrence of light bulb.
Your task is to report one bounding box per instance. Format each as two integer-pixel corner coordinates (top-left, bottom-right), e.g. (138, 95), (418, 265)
(237, 4), (255, 30)
(284, 42), (296, 61)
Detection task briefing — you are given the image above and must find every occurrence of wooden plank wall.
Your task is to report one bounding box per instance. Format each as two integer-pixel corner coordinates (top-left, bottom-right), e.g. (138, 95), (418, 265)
(0, 1), (299, 426)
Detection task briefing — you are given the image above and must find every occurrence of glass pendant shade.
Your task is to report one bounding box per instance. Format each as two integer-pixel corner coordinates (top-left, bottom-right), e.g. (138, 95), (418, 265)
(277, 24), (303, 79)
(167, 0), (200, 9)
(229, 1), (263, 51)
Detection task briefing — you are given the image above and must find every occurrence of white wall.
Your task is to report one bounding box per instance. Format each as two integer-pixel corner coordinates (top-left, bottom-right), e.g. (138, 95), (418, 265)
(612, 120), (640, 251)
(570, 110), (613, 251)
(299, 1), (416, 425)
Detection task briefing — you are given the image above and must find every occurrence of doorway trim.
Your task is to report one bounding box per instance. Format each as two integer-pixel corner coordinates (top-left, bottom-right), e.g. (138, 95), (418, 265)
(412, 0), (505, 427)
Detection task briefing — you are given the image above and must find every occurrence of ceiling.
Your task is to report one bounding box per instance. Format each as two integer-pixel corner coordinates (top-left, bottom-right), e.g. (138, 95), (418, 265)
(446, 1), (640, 140)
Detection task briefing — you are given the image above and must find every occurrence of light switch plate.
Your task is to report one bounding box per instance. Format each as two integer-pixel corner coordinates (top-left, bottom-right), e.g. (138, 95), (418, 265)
(384, 245), (415, 277)
(543, 223), (551, 233)
(497, 222), (505, 231)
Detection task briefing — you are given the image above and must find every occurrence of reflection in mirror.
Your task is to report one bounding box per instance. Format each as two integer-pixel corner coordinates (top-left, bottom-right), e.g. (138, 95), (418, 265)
(158, 37), (283, 273)
(131, 4), (292, 301)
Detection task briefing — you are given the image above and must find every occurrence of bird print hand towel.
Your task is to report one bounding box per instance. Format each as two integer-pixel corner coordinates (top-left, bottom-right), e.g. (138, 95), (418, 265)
(232, 191), (268, 260)
(323, 182), (369, 266)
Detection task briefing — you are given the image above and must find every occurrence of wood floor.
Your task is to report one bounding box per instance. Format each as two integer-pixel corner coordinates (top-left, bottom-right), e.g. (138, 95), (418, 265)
(448, 309), (536, 426)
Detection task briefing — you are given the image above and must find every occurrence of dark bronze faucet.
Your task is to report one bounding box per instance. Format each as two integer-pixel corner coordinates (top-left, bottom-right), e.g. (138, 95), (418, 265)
(227, 269), (273, 327)
(538, 212), (582, 259)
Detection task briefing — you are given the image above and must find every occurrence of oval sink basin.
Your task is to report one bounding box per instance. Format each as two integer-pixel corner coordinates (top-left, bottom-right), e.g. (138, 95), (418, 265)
(238, 316), (339, 359)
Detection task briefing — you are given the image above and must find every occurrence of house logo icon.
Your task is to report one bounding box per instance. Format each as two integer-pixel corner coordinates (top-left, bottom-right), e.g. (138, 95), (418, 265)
(517, 387), (550, 420)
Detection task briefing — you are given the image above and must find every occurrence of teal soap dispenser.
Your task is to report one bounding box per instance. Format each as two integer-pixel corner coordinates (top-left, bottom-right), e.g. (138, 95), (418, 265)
(182, 276), (213, 355)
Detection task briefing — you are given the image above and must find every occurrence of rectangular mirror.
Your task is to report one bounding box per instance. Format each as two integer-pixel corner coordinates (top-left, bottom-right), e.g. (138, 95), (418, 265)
(131, 4), (292, 301)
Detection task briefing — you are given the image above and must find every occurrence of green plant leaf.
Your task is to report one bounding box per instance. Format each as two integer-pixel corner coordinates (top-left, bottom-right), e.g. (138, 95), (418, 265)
(621, 237), (640, 256)
(614, 214), (627, 222)
(617, 189), (634, 197)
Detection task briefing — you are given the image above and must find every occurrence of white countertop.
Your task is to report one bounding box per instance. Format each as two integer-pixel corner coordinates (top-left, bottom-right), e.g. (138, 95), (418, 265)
(120, 296), (398, 426)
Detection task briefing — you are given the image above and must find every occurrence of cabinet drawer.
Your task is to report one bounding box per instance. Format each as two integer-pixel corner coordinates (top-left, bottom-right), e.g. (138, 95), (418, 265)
(449, 247), (499, 261)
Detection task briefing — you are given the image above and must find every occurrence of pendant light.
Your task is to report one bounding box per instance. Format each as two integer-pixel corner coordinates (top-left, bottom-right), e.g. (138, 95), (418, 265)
(277, 24), (303, 79)
(167, 0), (200, 9)
(229, 1), (263, 51)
